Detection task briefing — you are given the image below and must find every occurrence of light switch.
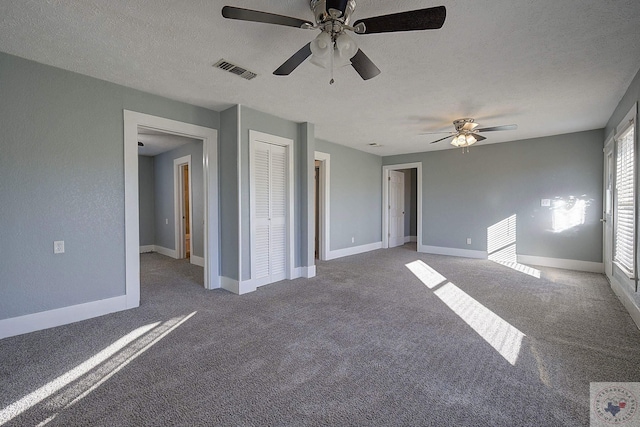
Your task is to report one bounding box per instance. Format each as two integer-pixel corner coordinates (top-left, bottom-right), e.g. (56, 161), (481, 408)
(54, 241), (65, 254)
(541, 199), (551, 207)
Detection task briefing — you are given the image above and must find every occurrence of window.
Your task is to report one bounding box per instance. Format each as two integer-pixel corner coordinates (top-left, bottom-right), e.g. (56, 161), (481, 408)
(614, 122), (635, 275)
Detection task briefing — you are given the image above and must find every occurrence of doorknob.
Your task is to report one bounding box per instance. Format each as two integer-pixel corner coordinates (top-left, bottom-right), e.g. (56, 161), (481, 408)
(600, 218), (606, 223)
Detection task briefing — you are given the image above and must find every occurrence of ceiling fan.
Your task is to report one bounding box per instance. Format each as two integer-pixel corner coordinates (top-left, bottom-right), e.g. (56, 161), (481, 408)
(222, 1), (446, 83)
(425, 118), (518, 151)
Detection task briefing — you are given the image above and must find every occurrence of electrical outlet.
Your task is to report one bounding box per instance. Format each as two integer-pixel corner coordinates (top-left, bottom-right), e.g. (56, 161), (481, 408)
(466, 238), (472, 245)
(54, 241), (65, 254)
(351, 237), (355, 243)
(541, 199), (551, 207)
(165, 218), (168, 225)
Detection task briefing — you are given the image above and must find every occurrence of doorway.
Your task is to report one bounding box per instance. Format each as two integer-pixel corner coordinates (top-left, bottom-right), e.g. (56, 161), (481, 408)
(314, 151), (330, 260)
(173, 155), (193, 261)
(124, 110), (219, 308)
(382, 163), (422, 250)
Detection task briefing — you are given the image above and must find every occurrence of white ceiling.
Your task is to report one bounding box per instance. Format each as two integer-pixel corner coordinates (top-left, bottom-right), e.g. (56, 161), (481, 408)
(1, 0), (640, 156)
(137, 128), (201, 157)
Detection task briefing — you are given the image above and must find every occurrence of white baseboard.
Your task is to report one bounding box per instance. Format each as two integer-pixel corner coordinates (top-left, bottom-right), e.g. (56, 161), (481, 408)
(191, 255), (204, 267)
(419, 245), (487, 259)
(0, 296), (129, 340)
(326, 242), (383, 261)
(139, 245), (155, 253)
(517, 255), (604, 273)
(609, 276), (640, 330)
(404, 236), (417, 243)
(155, 245), (177, 259)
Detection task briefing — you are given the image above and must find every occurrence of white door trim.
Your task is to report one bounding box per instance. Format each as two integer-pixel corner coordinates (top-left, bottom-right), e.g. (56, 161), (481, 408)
(124, 110), (220, 297)
(173, 155), (192, 260)
(249, 130), (295, 284)
(314, 151), (330, 261)
(382, 163), (422, 250)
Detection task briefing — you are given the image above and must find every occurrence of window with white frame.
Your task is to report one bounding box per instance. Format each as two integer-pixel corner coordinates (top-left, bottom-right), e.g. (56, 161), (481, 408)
(614, 121), (635, 275)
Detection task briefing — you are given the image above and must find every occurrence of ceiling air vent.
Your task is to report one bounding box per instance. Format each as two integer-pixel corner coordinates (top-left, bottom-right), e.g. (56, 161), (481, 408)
(213, 59), (257, 80)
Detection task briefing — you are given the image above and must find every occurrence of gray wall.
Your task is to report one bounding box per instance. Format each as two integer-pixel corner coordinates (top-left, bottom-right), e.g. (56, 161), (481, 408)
(383, 129), (604, 262)
(153, 141), (204, 257)
(315, 139), (383, 251)
(0, 52), (218, 320)
(219, 106), (240, 281)
(138, 155), (155, 246)
(605, 66), (640, 308)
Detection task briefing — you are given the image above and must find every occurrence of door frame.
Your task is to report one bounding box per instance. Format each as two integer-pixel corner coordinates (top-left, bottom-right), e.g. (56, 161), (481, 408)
(382, 163), (422, 250)
(249, 130), (295, 286)
(174, 156), (193, 260)
(124, 110), (219, 303)
(604, 136), (614, 279)
(314, 151), (330, 260)
(388, 170), (406, 248)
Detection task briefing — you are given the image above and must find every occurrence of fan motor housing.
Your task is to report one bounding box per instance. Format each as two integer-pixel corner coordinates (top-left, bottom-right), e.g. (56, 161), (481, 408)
(311, 0), (356, 24)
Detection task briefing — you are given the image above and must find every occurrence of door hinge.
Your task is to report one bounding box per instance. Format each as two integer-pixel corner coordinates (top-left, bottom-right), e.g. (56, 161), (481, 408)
(388, 176), (391, 181)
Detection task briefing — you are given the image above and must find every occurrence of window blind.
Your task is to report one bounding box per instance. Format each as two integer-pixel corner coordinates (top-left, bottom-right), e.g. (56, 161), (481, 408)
(614, 124), (635, 274)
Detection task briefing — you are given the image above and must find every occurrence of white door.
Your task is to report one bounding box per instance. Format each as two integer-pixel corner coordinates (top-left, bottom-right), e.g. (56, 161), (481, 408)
(389, 170), (405, 248)
(604, 141), (614, 279)
(251, 141), (288, 286)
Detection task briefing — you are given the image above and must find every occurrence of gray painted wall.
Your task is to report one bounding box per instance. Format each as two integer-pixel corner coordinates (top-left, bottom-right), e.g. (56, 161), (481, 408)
(153, 141), (204, 257)
(219, 106), (240, 281)
(0, 52), (218, 320)
(315, 139), (383, 251)
(138, 155), (155, 246)
(383, 129), (604, 262)
(604, 66), (640, 309)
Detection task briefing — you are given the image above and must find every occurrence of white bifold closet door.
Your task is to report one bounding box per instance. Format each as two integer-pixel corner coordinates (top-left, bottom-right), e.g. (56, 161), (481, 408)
(252, 141), (287, 285)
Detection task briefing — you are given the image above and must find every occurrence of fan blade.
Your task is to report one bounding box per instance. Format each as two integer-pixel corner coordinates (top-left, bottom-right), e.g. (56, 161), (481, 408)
(430, 134), (455, 144)
(475, 124), (518, 132)
(470, 133), (487, 142)
(353, 6), (446, 34)
(222, 6), (313, 29)
(420, 131), (455, 135)
(273, 43), (312, 76)
(351, 49), (381, 80)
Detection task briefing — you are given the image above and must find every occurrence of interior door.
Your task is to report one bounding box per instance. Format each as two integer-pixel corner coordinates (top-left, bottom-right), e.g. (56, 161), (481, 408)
(251, 141), (287, 286)
(389, 170), (405, 248)
(604, 142), (614, 279)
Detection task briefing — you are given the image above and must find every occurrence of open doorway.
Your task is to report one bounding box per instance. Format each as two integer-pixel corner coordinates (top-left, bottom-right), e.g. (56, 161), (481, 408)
(382, 163), (422, 251)
(124, 110), (219, 308)
(137, 128), (202, 287)
(314, 151), (330, 261)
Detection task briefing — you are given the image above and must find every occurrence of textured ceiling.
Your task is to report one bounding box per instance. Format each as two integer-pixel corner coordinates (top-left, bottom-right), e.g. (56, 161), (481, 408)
(138, 128), (200, 157)
(1, 0), (640, 156)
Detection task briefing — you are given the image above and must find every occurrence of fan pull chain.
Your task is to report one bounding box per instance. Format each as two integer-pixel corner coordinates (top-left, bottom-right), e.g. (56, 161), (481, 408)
(330, 41), (335, 85)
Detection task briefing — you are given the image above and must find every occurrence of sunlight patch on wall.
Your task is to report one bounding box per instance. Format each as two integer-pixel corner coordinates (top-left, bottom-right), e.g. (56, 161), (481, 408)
(405, 260), (447, 289)
(0, 312), (197, 427)
(487, 215), (540, 278)
(551, 197), (587, 233)
(434, 282), (525, 365)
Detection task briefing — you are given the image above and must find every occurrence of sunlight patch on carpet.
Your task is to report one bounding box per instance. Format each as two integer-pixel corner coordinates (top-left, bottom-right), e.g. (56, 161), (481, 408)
(434, 283), (525, 365)
(0, 312), (197, 426)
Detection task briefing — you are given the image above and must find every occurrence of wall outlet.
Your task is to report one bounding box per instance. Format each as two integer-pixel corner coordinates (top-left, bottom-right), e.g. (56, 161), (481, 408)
(54, 241), (65, 254)
(466, 238), (472, 245)
(165, 218), (168, 225)
(351, 237), (355, 243)
(541, 199), (551, 207)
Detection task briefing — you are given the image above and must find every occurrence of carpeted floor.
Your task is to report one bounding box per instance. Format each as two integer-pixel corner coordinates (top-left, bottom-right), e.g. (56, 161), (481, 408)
(1, 245), (640, 426)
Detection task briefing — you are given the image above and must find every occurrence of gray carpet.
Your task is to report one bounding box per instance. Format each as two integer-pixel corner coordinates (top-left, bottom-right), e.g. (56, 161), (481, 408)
(2, 245), (640, 426)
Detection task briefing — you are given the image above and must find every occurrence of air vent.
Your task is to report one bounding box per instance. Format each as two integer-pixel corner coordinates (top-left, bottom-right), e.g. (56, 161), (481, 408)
(213, 59), (257, 80)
